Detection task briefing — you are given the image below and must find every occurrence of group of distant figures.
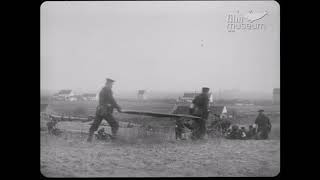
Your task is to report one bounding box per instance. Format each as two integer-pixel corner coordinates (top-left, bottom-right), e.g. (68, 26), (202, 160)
(44, 81), (272, 142)
(176, 109), (272, 141)
(225, 123), (271, 140)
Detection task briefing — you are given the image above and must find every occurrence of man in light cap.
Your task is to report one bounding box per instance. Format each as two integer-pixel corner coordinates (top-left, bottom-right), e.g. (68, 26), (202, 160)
(87, 78), (122, 142)
(190, 87), (210, 140)
(254, 109), (272, 139)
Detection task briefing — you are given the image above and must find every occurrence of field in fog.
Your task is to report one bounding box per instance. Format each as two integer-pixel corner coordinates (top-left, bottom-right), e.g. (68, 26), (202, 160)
(41, 99), (280, 177)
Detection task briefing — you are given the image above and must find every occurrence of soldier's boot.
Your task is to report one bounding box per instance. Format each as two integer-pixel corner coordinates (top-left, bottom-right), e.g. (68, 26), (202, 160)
(197, 130), (204, 140)
(175, 128), (182, 140)
(110, 128), (118, 140)
(256, 131), (262, 140)
(262, 131), (268, 139)
(175, 130), (179, 140)
(199, 128), (206, 139)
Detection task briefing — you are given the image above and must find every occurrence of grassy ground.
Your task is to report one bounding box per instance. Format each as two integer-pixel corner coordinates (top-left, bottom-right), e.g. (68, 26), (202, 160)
(45, 99), (280, 139)
(41, 132), (279, 177)
(41, 99), (280, 177)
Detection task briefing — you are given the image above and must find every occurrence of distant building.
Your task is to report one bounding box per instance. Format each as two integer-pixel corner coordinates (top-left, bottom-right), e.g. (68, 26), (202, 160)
(273, 88), (280, 104)
(234, 99), (254, 106)
(82, 93), (97, 101)
(53, 90), (74, 101)
(137, 90), (147, 100)
(68, 96), (78, 102)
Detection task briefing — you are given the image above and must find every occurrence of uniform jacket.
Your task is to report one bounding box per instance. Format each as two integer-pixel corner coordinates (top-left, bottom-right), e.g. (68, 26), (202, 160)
(255, 113), (271, 131)
(97, 86), (120, 115)
(99, 86), (119, 107)
(192, 93), (209, 118)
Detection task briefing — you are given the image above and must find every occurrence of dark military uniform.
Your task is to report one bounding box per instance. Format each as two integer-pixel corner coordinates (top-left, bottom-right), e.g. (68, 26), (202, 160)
(87, 85), (121, 142)
(191, 91), (210, 140)
(255, 111), (271, 139)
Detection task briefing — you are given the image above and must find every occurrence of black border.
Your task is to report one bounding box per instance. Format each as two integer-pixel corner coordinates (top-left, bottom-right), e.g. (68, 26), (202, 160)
(9, 0), (295, 179)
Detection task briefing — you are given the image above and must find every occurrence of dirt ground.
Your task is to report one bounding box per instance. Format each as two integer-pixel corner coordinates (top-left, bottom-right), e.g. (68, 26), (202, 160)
(41, 131), (280, 177)
(41, 100), (280, 177)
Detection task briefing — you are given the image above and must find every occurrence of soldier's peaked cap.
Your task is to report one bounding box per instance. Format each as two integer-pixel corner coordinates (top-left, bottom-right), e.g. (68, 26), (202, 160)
(106, 78), (115, 83)
(258, 109), (264, 112)
(202, 87), (210, 92)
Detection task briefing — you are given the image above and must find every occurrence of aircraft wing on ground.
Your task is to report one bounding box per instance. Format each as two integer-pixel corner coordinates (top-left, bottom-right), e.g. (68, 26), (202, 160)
(120, 110), (201, 119)
(45, 110), (200, 123)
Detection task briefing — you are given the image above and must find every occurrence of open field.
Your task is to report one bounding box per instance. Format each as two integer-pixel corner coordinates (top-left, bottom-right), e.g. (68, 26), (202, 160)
(44, 99), (280, 139)
(41, 98), (280, 177)
(41, 132), (279, 177)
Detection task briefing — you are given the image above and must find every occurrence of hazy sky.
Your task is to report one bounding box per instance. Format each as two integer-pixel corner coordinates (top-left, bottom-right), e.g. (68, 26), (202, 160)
(41, 1), (280, 94)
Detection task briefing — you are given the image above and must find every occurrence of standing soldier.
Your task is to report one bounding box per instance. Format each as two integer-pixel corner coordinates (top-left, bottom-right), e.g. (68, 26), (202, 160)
(254, 109), (272, 140)
(87, 78), (122, 142)
(190, 87), (210, 140)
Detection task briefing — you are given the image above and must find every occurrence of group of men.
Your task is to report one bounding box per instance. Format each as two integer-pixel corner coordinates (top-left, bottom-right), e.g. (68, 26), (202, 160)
(86, 78), (272, 142)
(175, 88), (272, 140)
(226, 124), (257, 140)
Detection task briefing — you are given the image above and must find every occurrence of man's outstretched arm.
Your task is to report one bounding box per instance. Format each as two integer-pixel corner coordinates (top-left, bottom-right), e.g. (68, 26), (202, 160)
(106, 89), (121, 112)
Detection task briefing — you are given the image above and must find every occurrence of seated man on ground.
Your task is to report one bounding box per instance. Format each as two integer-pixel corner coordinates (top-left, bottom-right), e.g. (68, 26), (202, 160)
(239, 126), (247, 140)
(226, 125), (241, 139)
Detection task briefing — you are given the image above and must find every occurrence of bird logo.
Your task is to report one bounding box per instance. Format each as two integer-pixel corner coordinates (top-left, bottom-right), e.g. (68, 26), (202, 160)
(243, 10), (268, 23)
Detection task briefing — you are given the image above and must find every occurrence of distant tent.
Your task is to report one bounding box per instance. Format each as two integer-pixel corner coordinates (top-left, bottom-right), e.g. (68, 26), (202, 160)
(209, 106), (228, 119)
